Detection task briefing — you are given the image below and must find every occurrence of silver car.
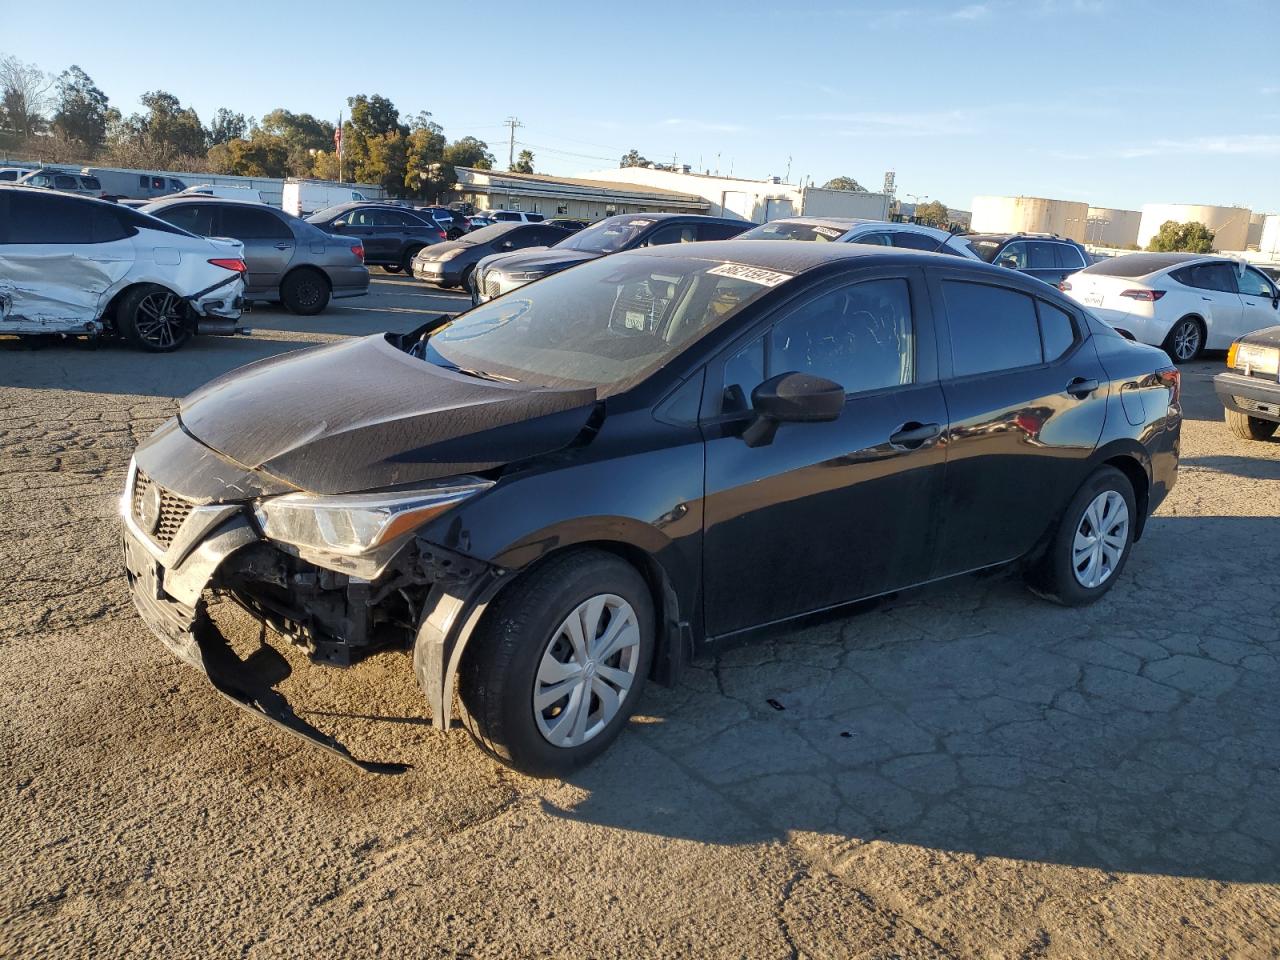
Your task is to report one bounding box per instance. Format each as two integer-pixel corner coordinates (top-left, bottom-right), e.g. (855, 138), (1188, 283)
(739, 216), (979, 258)
(141, 197), (369, 315)
(16, 168), (105, 198)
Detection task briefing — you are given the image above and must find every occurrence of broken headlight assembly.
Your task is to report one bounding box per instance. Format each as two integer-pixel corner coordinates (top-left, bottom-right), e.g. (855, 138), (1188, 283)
(253, 477), (493, 578)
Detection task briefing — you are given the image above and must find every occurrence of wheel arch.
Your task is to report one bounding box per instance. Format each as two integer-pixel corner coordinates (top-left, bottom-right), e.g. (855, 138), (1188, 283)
(1100, 452), (1150, 541)
(282, 263), (331, 290)
(101, 280), (182, 330)
(414, 535), (690, 733)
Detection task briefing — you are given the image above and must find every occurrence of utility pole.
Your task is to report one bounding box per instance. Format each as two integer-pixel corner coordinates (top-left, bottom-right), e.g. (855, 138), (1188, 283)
(504, 117), (523, 170)
(784, 154), (792, 182)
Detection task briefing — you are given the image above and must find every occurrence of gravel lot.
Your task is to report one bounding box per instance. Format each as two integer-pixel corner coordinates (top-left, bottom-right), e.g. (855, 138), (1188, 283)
(3, 275), (1279, 959)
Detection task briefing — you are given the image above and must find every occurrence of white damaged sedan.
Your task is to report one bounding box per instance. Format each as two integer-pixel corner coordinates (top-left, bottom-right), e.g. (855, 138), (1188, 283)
(0, 185), (248, 351)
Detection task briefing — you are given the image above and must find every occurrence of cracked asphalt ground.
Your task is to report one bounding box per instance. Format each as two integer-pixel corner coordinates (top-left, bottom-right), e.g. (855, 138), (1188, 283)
(3, 274), (1279, 959)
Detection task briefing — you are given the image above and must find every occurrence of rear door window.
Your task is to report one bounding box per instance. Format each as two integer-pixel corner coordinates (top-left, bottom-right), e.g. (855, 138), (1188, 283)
(154, 204), (216, 236)
(942, 281), (1043, 376)
(1028, 242), (1058, 269)
(8, 192), (92, 243)
(698, 222), (746, 241)
(54, 174), (79, 190)
(80, 176), (102, 191)
(220, 206), (292, 239)
(1182, 262), (1238, 293)
(888, 231), (940, 252)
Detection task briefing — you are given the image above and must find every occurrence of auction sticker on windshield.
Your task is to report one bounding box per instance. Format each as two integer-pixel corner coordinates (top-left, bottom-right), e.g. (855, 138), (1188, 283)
(812, 226), (842, 239)
(707, 263), (793, 287)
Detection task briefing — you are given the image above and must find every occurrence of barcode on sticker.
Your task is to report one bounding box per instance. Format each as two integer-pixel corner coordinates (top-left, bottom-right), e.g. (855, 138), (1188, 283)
(707, 263), (793, 287)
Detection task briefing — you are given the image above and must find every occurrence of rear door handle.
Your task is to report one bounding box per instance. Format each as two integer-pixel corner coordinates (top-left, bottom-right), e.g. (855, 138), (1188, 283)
(274, 242), (293, 250)
(888, 421), (941, 449)
(1067, 377), (1100, 398)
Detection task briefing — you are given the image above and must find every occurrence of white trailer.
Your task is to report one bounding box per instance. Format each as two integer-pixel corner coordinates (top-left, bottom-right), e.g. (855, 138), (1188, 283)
(800, 187), (892, 221)
(282, 179), (374, 217)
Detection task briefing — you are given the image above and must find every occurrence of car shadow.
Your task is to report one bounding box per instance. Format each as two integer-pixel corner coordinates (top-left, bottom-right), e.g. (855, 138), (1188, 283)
(1183, 453), (1280, 479)
(543, 514), (1280, 884)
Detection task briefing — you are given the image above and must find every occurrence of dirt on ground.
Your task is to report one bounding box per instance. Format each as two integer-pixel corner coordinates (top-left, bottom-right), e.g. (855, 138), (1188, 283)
(3, 277), (1278, 959)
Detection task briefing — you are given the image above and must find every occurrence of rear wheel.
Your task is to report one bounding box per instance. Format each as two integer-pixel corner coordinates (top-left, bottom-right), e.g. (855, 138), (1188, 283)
(280, 269), (330, 315)
(117, 285), (191, 352)
(456, 550), (654, 777)
(1028, 466), (1136, 606)
(1162, 316), (1204, 363)
(1225, 408), (1278, 441)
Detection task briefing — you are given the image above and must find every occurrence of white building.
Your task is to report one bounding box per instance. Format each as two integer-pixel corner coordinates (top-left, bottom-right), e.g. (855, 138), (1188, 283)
(1085, 207), (1142, 248)
(451, 167), (707, 220)
(1137, 203), (1252, 252)
(579, 166), (891, 223)
(970, 196), (1089, 242)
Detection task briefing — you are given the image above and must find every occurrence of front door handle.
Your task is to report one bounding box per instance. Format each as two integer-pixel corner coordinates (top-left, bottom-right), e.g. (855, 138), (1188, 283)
(274, 242), (293, 250)
(888, 421), (941, 449)
(1067, 377), (1100, 398)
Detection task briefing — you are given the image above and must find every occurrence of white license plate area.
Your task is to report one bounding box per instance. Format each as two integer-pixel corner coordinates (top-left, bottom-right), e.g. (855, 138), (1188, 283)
(1082, 294), (1104, 307)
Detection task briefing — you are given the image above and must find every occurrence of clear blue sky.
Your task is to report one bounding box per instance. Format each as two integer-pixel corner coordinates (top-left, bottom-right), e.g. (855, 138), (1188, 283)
(6, 0), (1279, 212)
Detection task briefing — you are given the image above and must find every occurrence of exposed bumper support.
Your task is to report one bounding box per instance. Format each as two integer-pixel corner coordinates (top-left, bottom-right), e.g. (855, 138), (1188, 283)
(123, 517), (408, 775)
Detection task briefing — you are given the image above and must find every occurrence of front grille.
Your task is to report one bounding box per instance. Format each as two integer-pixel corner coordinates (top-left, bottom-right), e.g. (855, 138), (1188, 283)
(484, 278), (501, 300)
(133, 470), (194, 549)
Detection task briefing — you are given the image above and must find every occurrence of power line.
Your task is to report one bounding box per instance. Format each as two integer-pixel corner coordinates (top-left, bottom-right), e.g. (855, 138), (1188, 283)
(515, 140), (618, 164)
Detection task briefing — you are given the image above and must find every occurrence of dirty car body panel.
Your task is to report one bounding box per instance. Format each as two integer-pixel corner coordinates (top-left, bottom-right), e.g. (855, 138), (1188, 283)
(121, 241), (1181, 770)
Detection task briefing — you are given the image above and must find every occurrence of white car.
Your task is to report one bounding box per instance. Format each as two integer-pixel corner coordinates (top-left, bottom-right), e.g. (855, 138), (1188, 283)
(485, 209), (546, 223)
(1062, 253), (1280, 362)
(0, 186), (246, 351)
(738, 216), (979, 258)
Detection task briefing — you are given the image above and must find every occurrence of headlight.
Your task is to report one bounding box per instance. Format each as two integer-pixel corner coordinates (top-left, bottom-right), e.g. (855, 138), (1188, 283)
(253, 477), (492, 574)
(436, 248), (465, 262)
(507, 271), (548, 282)
(1228, 340), (1280, 376)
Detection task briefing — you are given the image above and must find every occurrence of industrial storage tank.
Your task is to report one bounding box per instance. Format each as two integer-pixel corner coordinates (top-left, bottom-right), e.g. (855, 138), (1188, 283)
(1260, 215), (1280, 258)
(1085, 207), (1141, 248)
(1248, 212), (1266, 250)
(970, 196), (1089, 242)
(1136, 204), (1252, 252)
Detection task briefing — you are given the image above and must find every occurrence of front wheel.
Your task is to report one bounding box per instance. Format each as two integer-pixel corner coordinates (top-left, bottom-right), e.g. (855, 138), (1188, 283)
(456, 550), (654, 777)
(117, 285), (192, 352)
(1028, 466), (1136, 606)
(1225, 408), (1278, 441)
(1162, 317), (1204, 363)
(401, 247), (423, 275)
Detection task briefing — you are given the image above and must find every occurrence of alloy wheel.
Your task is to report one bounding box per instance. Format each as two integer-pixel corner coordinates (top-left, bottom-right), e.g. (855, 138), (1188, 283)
(1071, 490), (1130, 589)
(533, 594), (641, 748)
(134, 291), (185, 348)
(1172, 320), (1201, 361)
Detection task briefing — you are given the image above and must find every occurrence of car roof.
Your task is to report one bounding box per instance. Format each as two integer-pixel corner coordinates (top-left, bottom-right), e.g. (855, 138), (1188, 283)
(765, 216), (880, 230)
(1082, 252), (1217, 277)
(145, 195), (280, 210)
(966, 233), (1078, 244)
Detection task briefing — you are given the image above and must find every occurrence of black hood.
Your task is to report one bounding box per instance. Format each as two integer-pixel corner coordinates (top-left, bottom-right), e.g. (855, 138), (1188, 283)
(178, 335), (597, 495)
(488, 249), (601, 274)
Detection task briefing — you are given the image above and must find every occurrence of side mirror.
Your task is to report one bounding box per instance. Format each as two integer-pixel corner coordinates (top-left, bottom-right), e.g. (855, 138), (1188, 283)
(742, 372), (845, 447)
(331, 220), (346, 231)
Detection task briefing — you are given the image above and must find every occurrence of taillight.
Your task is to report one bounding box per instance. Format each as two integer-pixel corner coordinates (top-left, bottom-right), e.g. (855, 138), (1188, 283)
(1156, 367), (1180, 406)
(351, 244), (365, 263)
(437, 229), (447, 240)
(208, 258), (247, 273)
(1058, 280), (1071, 291)
(1120, 289), (1165, 302)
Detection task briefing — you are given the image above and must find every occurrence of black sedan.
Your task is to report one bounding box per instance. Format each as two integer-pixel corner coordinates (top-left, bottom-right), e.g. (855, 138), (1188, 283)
(411, 221), (571, 289)
(143, 197), (369, 315)
(121, 242), (1181, 777)
(470, 212), (749, 304)
(305, 202), (446, 274)
(1215, 325), (1280, 440)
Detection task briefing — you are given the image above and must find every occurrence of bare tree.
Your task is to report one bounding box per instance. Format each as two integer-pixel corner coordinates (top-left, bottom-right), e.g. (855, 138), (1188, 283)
(0, 55), (53, 138)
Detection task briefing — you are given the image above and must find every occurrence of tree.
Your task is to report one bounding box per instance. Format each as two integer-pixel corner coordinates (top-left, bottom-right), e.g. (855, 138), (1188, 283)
(913, 200), (950, 226)
(52, 66), (108, 149)
(0, 55), (52, 138)
(511, 149), (534, 174)
(406, 112), (448, 198)
(207, 132), (289, 177)
(1147, 220), (1215, 254)
(822, 176), (866, 192)
(348, 94), (404, 137)
(444, 136), (494, 170)
(620, 148), (649, 168)
(208, 108), (248, 146)
(110, 90), (207, 164)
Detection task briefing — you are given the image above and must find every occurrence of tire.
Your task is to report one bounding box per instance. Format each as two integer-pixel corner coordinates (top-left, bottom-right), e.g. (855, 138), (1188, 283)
(456, 549), (655, 777)
(116, 285), (192, 352)
(401, 247), (423, 274)
(1225, 408), (1278, 441)
(1027, 466), (1136, 607)
(1161, 316), (1204, 363)
(280, 269), (330, 316)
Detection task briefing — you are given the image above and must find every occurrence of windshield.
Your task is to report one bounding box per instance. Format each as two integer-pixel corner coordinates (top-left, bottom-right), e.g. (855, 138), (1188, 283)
(423, 253), (786, 395)
(738, 220), (850, 243)
(306, 204), (349, 224)
(554, 216), (656, 254)
(964, 238), (1004, 263)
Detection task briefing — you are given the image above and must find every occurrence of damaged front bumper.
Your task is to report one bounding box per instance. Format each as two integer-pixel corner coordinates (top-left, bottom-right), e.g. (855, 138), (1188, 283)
(120, 457), (499, 773)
